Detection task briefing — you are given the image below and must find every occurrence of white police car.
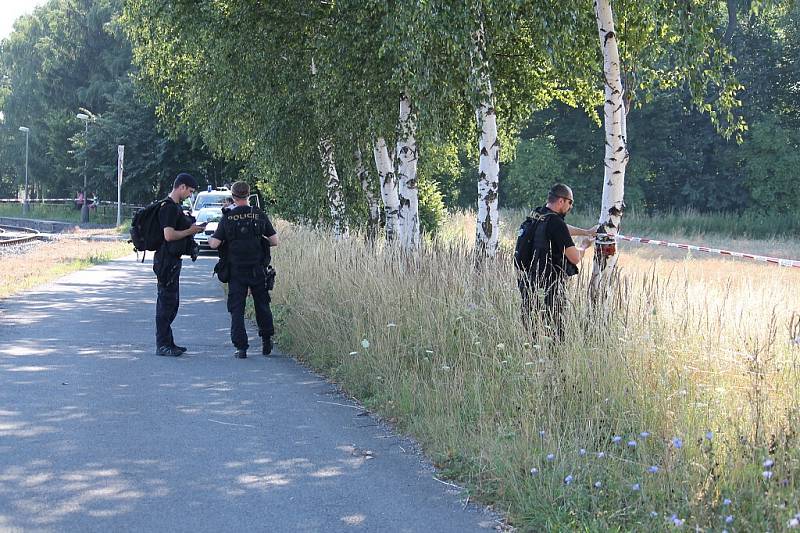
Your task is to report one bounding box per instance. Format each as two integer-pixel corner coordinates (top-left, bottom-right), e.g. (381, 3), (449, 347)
(191, 186), (232, 218)
(190, 187), (230, 249)
(193, 207), (224, 249)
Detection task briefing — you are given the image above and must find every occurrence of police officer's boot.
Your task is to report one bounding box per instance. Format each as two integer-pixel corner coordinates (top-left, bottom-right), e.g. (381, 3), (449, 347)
(262, 338), (273, 356)
(234, 348), (247, 359)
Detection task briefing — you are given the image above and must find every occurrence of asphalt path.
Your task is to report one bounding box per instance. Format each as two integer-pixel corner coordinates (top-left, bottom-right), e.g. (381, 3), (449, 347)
(0, 254), (495, 532)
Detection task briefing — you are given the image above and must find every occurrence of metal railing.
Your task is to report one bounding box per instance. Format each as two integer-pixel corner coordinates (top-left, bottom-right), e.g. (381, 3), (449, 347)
(0, 199), (144, 225)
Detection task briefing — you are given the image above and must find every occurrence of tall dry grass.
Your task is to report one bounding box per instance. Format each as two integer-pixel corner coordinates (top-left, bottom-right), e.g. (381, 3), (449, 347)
(270, 215), (800, 531)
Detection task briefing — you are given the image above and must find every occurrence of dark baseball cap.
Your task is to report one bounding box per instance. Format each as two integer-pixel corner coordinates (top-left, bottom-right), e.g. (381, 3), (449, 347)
(173, 172), (199, 190)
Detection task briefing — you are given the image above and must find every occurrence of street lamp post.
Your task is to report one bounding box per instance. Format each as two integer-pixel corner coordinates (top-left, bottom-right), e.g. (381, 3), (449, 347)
(76, 113), (90, 223)
(18, 126), (29, 215)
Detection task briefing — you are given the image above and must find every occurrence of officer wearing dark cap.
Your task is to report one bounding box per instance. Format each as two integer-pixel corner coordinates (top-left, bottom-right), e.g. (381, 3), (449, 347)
(153, 173), (206, 357)
(514, 184), (596, 339)
(209, 181), (279, 358)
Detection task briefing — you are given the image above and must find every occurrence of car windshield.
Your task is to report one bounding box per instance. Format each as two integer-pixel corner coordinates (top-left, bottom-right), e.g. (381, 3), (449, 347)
(194, 194), (229, 210)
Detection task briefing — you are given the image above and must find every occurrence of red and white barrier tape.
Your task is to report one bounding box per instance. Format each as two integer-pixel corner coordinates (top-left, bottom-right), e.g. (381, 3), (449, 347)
(609, 234), (800, 269)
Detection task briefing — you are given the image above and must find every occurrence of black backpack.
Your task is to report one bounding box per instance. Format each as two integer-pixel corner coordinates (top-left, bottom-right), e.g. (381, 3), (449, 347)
(514, 211), (579, 278)
(514, 213), (547, 273)
(129, 198), (169, 259)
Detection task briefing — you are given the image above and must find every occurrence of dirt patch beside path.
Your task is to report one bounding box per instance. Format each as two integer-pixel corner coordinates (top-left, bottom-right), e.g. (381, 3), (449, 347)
(0, 231), (131, 299)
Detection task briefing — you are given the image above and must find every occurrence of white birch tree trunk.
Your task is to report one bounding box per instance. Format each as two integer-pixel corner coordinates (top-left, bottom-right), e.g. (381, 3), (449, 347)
(396, 92), (420, 249)
(592, 0), (629, 288)
(318, 138), (349, 239)
(311, 58), (349, 239)
(355, 146), (380, 241)
(471, 20), (500, 261)
(372, 137), (400, 242)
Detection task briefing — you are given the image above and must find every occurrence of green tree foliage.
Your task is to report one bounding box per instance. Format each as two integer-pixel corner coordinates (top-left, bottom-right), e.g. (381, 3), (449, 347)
(741, 117), (800, 214)
(0, 0), (227, 204)
(502, 138), (567, 209)
(492, 1), (799, 217)
(120, 0), (794, 229)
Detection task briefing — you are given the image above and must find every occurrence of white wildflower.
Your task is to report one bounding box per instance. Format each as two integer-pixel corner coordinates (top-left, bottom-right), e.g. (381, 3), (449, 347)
(361, 339), (370, 349)
(564, 475), (573, 485)
(763, 458), (774, 468)
(762, 470), (773, 479)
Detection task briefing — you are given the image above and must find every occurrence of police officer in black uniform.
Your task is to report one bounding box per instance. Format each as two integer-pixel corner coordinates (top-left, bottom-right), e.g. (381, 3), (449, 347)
(208, 181), (279, 358)
(514, 184), (596, 339)
(154, 173), (206, 356)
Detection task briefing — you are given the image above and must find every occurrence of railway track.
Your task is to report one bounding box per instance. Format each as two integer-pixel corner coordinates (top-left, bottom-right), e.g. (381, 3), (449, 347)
(0, 224), (42, 246)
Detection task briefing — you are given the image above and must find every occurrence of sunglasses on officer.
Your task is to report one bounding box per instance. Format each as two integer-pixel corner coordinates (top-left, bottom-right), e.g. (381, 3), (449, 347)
(557, 195), (574, 207)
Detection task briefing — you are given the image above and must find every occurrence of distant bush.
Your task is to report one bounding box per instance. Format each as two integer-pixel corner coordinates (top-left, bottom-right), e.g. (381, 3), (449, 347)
(418, 176), (446, 236)
(742, 117), (800, 216)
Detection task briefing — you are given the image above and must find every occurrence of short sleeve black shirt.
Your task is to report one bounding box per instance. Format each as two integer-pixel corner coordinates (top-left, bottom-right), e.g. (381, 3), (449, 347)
(158, 197), (191, 232)
(541, 207), (575, 270)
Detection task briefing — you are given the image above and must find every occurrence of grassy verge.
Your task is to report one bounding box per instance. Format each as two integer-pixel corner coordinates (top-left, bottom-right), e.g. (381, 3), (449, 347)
(270, 217), (800, 531)
(0, 240), (131, 299)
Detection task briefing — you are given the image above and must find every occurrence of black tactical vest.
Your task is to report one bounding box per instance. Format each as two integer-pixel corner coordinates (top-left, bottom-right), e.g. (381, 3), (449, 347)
(224, 207), (267, 266)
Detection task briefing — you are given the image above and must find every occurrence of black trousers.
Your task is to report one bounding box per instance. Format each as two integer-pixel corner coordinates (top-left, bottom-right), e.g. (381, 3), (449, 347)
(227, 264), (274, 350)
(518, 274), (565, 340)
(153, 251), (182, 348)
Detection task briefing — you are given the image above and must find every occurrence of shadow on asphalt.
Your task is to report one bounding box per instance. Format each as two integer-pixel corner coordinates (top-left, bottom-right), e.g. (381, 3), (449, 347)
(0, 256), (494, 532)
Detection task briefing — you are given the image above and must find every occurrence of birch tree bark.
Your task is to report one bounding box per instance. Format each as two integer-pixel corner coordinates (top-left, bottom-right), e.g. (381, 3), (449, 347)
(355, 146), (380, 241)
(318, 137), (349, 239)
(396, 92), (420, 249)
(471, 18), (500, 260)
(591, 0), (629, 288)
(372, 136), (400, 242)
